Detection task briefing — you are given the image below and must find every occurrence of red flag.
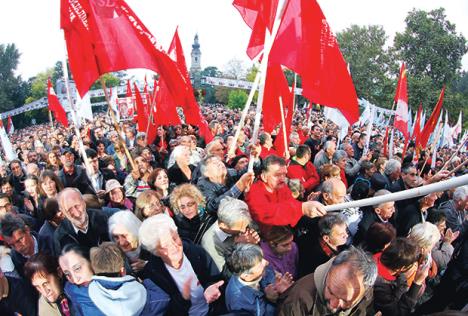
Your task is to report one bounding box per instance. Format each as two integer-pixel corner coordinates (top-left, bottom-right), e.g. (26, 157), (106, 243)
(133, 83), (148, 133)
(411, 103), (423, 142)
(417, 87), (445, 149)
(47, 79), (69, 128)
(233, 0), (279, 59)
(154, 78), (182, 127)
(382, 127), (389, 158)
(168, 28), (213, 143)
(394, 63), (409, 139)
(269, 0), (359, 125)
(263, 64), (292, 133)
(273, 78), (295, 158)
(61, 0), (186, 99)
(126, 80), (132, 98)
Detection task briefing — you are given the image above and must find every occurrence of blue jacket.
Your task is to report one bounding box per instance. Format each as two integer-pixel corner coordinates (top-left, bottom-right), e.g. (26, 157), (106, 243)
(225, 266), (276, 316)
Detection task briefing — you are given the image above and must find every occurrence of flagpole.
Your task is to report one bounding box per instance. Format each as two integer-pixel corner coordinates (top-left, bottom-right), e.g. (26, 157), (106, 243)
(439, 133), (468, 172)
(145, 84), (160, 143)
(247, 0), (287, 172)
(418, 119), (443, 176)
(100, 79), (137, 171)
(60, 40), (93, 176)
(278, 96), (288, 159)
(325, 174), (468, 212)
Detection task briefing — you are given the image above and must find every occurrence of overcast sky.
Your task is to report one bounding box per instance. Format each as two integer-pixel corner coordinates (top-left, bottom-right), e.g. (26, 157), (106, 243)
(1, 0), (467, 80)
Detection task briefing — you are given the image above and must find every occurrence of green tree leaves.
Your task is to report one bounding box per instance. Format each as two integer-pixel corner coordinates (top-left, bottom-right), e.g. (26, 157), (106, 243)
(227, 89), (248, 110)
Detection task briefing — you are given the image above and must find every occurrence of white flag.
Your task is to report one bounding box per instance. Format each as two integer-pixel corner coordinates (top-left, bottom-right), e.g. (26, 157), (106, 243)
(0, 125), (17, 161)
(324, 107), (349, 141)
(110, 87), (120, 122)
(451, 111), (462, 139)
(441, 111), (453, 148)
(76, 91), (93, 122)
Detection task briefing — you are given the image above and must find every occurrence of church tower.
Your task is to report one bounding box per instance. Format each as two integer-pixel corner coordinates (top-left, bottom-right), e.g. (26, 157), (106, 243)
(190, 33), (202, 74)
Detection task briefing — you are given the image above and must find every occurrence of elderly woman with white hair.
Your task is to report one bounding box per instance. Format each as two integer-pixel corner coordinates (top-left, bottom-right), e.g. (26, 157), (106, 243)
(225, 244), (293, 315)
(107, 211), (150, 276)
(138, 214), (224, 315)
(168, 145), (196, 186)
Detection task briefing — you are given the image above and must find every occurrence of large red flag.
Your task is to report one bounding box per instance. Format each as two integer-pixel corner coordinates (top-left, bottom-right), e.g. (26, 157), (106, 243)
(263, 64), (292, 133)
(168, 28), (213, 143)
(47, 79), (69, 128)
(268, 0), (359, 125)
(411, 103), (423, 141)
(417, 87), (445, 149)
(394, 63), (409, 139)
(133, 83), (148, 133)
(233, 0), (279, 60)
(61, 0), (186, 101)
(154, 78), (182, 127)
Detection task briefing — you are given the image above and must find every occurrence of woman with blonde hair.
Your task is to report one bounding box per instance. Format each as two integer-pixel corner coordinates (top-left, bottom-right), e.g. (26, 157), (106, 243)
(170, 184), (215, 244)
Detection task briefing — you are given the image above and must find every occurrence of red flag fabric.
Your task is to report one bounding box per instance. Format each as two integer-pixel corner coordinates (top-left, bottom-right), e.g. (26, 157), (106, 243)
(268, 0), (359, 125)
(47, 79), (69, 128)
(133, 83), (148, 133)
(61, 0), (186, 100)
(273, 78), (295, 158)
(263, 64), (292, 133)
(233, 0), (279, 59)
(126, 80), (132, 98)
(168, 28), (213, 143)
(154, 78), (182, 127)
(417, 87), (445, 149)
(394, 63), (409, 139)
(411, 103), (423, 142)
(382, 127), (389, 158)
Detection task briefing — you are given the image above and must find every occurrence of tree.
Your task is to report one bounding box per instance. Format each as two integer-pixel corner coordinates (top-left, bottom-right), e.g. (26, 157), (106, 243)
(90, 73), (120, 90)
(223, 58), (245, 79)
(227, 89), (248, 110)
(201, 66), (222, 78)
(337, 25), (396, 107)
(0, 43), (28, 112)
(214, 86), (230, 104)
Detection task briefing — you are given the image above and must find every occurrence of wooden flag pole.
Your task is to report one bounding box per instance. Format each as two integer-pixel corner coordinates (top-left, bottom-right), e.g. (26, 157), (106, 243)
(278, 96), (288, 159)
(48, 110), (53, 128)
(145, 84), (160, 142)
(100, 78), (137, 171)
(448, 158), (468, 176)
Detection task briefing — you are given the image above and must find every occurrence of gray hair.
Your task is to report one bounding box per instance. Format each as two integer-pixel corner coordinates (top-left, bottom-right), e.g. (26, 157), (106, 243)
(323, 140), (335, 151)
(167, 145), (189, 169)
(205, 140), (222, 155)
(139, 214), (178, 255)
(384, 159), (401, 176)
(318, 213), (346, 236)
(199, 155), (219, 177)
(218, 197), (252, 228)
(108, 211), (142, 242)
(332, 150), (347, 163)
(453, 186), (467, 202)
(373, 189), (392, 208)
(408, 222), (440, 250)
(226, 243), (263, 276)
(321, 179), (335, 195)
(332, 246), (377, 287)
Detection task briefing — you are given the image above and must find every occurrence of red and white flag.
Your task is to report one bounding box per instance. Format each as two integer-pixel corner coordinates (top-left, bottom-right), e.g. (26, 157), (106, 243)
(47, 79), (69, 128)
(394, 63), (409, 139)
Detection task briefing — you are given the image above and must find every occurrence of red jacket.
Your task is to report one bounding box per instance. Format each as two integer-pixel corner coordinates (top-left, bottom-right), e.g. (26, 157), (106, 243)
(259, 146), (278, 159)
(287, 160), (320, 191)
(245, 180), (303, 227)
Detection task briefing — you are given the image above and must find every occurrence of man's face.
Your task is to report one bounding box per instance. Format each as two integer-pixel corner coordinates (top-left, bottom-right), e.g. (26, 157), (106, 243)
(61, 191), (88, 230)
(156, 230), (183, 268)
(375, 201), (395, 221)
(60, 152), (75, 168)
(31, 273), (62, 303)
(4, 228), (35, 257)
(135, 157), (149, 174)
(209, 141), (225, 159)
(262, 163), (287, 191)
(326, 142), (336, 157)
(454, 195), (467, 212)
(323, 182), (346, 205)
(324, 265), (366, 314)
(313, 127), (323, 138)
(205, 157), (226, 181)
(88, 156), (99, 173)
(235, 157), (249, 171)
(1, 183), (13, 196)
(325, 223), (348, 248)
(402, 167), (418, 188)
(10, 162), (22, 177)
(219, 218), (249, 236)
(344, 145), (354, 158)
(241, 258), (269, 283)
(28, 152), (38, 163)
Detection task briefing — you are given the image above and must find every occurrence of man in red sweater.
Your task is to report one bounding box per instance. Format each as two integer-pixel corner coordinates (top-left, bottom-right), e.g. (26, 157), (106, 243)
(287, 145), (320, 193)
(245, 155), (326, 227)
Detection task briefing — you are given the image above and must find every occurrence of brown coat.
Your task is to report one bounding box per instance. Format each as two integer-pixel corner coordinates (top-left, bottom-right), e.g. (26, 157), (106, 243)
(277, 258), (374, 316)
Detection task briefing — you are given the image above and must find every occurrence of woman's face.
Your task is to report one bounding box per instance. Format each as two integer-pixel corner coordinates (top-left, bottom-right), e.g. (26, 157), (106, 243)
(59, 251), (93, 286)
(177, 196), (198, 220)
(112, 224), (139, 253)
(154, 171), (169, 190)
(109, 188), (124, 204)
(143, 197), (164, 218)
(48, 153), (57, 165)
(176, 148), (191, 166)
(41, 177), (57, 197)
(97, 143), (105, 153)
(25, 179), (38, 196)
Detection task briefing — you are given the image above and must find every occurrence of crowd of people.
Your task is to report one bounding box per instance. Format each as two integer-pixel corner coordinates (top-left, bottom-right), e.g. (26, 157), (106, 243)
(0, 103), (466, 316)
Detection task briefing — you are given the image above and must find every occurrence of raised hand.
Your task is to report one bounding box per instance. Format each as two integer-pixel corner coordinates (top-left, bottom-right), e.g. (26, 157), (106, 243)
(204, 280), (224, 303)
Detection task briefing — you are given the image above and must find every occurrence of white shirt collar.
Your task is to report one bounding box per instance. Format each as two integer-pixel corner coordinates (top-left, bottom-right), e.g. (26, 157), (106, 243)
(214, 222), (231, 242)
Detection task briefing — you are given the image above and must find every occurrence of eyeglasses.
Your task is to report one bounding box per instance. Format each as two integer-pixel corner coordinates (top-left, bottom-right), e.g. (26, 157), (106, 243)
(179, 201), (196, 210)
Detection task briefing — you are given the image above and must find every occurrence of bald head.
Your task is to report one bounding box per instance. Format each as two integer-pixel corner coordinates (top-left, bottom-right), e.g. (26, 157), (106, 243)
(58, 188), (88, 230)
(322, 178), (346, 206)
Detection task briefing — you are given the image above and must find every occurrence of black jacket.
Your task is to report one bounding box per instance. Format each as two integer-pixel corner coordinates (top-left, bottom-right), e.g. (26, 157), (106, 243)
(141, 240), (223, 316)
(174, 213), (216, 245)
(396, 202), (423, 237)
(58, 165), (95, 195)
(0, 275), (38, 316)
(168, 163), (195, 186)
(53, 208), (110, 254)
(354, 208), (385, 245)
(11, 231), (53, 277)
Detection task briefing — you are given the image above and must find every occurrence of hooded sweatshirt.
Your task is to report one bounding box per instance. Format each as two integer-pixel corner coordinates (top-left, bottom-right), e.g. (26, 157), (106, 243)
(88, 275), (146, 316)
